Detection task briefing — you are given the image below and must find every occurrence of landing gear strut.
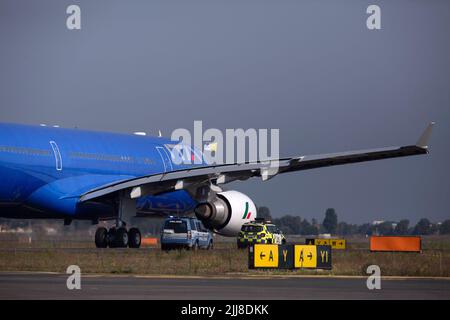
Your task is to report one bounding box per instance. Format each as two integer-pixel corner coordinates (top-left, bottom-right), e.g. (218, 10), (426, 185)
(94, 193), (142, 249)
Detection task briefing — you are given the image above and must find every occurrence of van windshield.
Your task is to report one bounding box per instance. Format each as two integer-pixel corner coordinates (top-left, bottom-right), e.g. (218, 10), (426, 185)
(241, 225), (263, 233)
(164, 220), (187, 233)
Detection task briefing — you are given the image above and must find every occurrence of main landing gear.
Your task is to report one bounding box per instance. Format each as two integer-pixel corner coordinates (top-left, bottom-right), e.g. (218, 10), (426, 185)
(95, 226), (141, 248)
(94, 192), (141, 248)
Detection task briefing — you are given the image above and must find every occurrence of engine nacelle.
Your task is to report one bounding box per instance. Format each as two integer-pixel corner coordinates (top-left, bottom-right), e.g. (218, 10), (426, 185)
(194, 190), (257, 236)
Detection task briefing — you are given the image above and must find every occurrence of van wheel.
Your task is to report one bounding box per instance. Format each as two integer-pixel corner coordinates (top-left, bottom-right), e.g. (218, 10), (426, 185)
(192, 241), (199, 251)
(207, 240), (213, 250)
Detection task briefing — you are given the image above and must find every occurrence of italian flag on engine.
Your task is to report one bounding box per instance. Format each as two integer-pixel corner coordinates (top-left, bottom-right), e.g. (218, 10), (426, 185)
(242, 202), (252, 219)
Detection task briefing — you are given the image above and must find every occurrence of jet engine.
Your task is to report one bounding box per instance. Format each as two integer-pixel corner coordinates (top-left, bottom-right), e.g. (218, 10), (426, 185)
(194, 190), (257, 236)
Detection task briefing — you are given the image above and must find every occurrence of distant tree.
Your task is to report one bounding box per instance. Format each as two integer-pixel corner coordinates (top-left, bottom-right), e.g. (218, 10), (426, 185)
(257, 206), (272, 221)
(308, 224), (319, 235)
(322, 208), (338, 234)
(429, 223), (440, 235)
(337, 222), (358, 236)
(266, 213), (447, 237)
(300, 219), (319, 235)
(440, 220), (450, 235)
(273, 215), (302, 234)
(395, 219), (410, 235)
(310, 218), (320, 235)
(395, 219), (409, 235)
(358, 223), (372, 236)
(413, 218), (432, 235)
(337, 222), (347, 235)
(376, 221), (396, 235)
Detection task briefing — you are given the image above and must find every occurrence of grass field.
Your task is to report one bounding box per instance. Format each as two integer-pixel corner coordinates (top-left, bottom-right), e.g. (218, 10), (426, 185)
(0, 234), (449, 277)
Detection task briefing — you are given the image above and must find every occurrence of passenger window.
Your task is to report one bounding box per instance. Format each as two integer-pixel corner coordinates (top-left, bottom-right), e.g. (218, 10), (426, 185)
(196, 222), (203, 232)
(190, 219), (197, 231)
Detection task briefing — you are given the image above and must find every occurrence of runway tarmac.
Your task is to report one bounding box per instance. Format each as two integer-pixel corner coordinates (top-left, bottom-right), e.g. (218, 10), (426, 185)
(0, 246), (232, 253)
(0, 272), (449, 300)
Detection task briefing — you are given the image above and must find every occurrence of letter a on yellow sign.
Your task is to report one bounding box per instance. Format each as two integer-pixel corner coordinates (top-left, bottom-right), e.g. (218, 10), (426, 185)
(254, 244), (279, 267)
(294, 245), (317, 268)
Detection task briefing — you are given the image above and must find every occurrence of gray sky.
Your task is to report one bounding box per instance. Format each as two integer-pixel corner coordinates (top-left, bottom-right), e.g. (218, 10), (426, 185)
(1, 0), (449, 224)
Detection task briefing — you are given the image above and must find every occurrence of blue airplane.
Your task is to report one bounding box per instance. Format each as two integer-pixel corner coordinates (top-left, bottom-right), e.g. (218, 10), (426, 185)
(0, 122), (434, 248)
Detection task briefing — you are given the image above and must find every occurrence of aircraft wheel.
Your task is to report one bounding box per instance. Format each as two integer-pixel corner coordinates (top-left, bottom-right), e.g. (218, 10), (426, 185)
(128, 228), (141, 248)
(114, 227), (129, 248)
(107, 227), (117, 248)
(95, 227), (108, 248)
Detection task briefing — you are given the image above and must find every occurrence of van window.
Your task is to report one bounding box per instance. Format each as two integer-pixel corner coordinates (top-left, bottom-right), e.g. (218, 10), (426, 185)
(190, 219), (197, 231)
(164, 220), (187, 233)
(266, 225), (278, 234)
(241, 225), (263, 233)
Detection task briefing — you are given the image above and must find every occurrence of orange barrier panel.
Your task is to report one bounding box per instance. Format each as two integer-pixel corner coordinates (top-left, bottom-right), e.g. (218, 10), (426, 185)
(141, 237), (158, 246)
(370, 236), (421, 252)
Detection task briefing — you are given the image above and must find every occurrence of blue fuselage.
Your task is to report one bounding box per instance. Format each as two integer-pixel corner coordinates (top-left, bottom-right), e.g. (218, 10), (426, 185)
(0, 123), (199, 220)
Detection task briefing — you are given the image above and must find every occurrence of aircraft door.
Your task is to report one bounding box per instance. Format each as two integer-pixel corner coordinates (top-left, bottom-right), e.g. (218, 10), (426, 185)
(156, 146), (173, 173)
(49, 141), (63, 171)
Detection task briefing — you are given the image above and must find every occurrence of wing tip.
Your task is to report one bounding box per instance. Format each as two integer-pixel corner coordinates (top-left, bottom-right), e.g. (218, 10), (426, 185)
(416, 122), (435, 149)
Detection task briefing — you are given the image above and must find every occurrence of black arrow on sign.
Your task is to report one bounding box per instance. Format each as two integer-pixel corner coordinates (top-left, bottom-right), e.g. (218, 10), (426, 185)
(308, 252), (313, 260)
(260, 252), (266, 260)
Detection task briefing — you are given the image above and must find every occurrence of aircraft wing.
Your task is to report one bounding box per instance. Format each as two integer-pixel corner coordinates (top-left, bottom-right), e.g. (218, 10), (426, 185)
(79, 122), (434, 202)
